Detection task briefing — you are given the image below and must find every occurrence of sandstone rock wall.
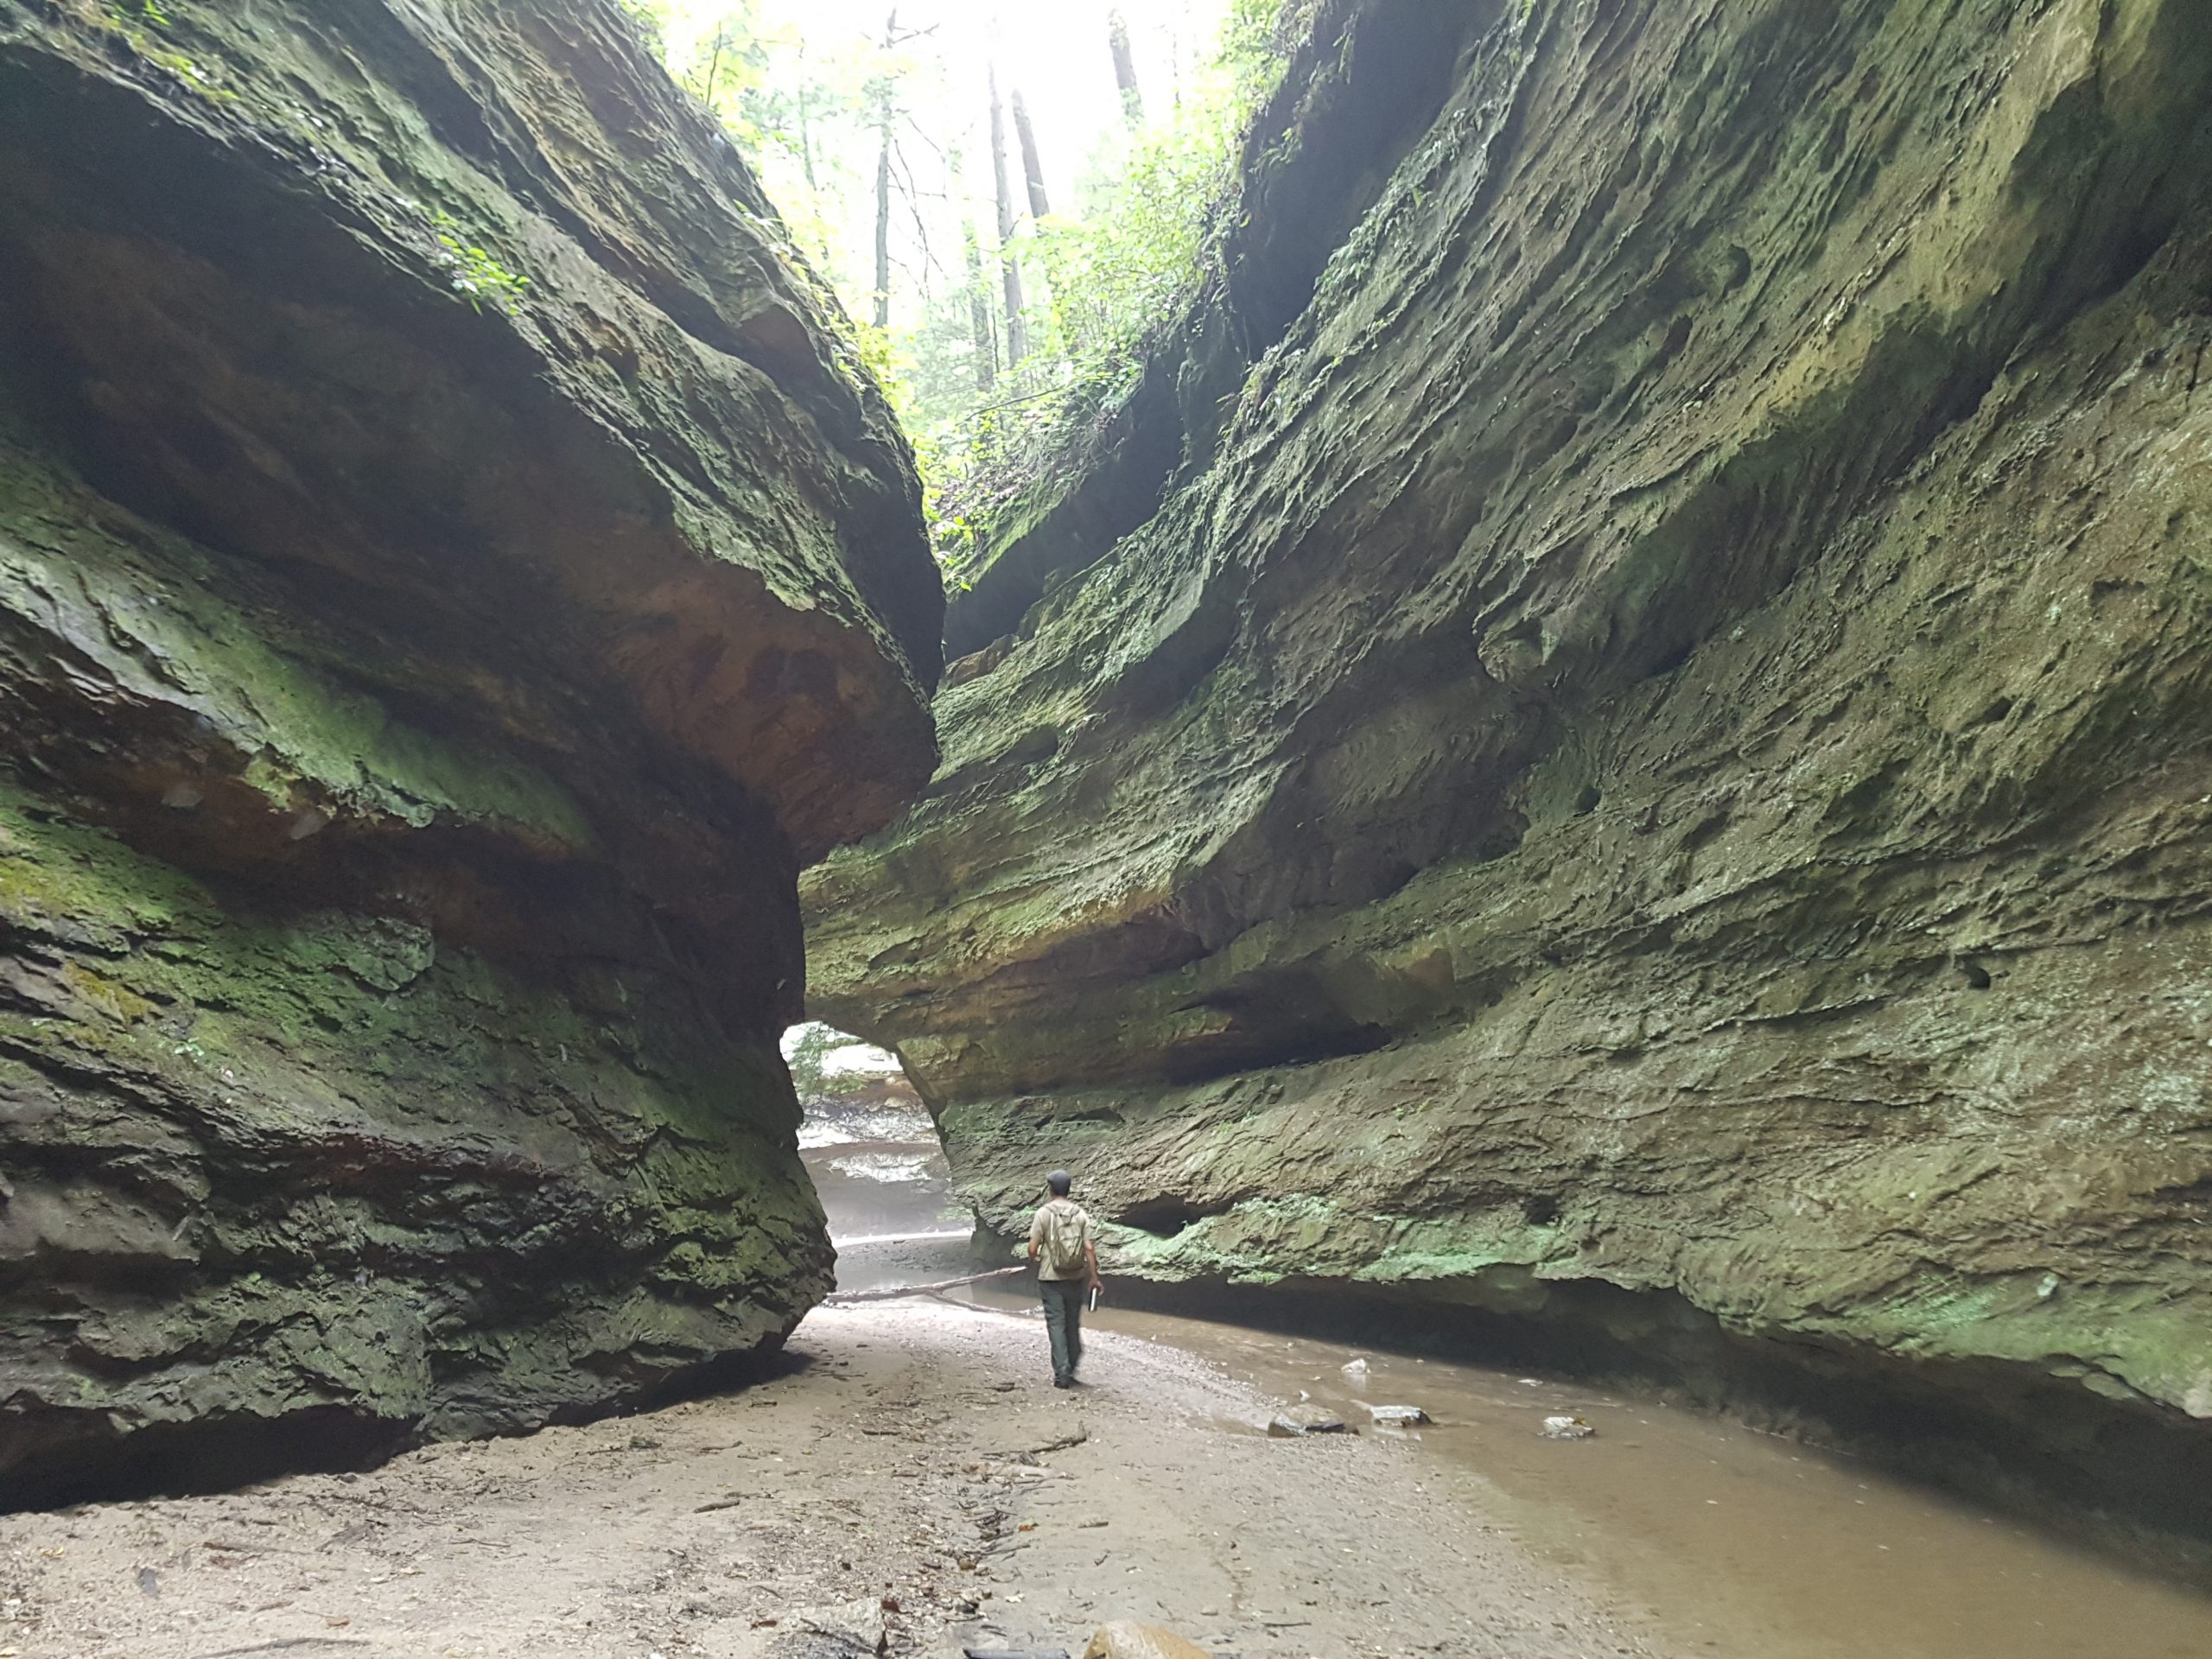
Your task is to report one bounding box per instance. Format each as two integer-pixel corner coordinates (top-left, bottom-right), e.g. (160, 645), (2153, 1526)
(0, 0), (940, 1502)
(808, 0), (2212, 1541)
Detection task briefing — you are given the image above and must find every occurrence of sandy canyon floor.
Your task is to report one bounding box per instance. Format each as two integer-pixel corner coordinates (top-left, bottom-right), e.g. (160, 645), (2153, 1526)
(0, 1295), (1655, 1659)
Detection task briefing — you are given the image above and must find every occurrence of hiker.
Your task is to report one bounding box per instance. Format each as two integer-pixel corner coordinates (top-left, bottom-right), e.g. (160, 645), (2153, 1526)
(1027, 1169), (1103, 1389)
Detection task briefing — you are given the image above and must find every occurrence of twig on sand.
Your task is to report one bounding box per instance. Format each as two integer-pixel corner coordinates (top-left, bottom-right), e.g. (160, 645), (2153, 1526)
(992, 1426), (1089, 1462)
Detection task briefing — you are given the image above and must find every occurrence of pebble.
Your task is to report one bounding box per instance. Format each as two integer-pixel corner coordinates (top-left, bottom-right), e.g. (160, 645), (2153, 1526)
(1364, 1405), (1430, 1427)
(1268, 1407), (1350, 1438)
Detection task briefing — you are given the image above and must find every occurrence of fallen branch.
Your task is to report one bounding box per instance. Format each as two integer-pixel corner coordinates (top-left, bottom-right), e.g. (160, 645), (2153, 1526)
(992, 1425), (1089, 1461)
(823, 1265), (1027, 1304)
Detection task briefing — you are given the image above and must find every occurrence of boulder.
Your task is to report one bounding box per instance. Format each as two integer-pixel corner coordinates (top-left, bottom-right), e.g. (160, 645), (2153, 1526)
(0, 0), (939, 1502)
(1081, 1622), (1212, 1659)
(1364, 1406), (1430, 1427)
(1267, 1407), (1349, 1438)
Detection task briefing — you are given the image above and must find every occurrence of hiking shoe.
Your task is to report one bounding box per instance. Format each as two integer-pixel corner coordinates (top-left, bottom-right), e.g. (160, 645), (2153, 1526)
(1052, 1378), (1073, 1389)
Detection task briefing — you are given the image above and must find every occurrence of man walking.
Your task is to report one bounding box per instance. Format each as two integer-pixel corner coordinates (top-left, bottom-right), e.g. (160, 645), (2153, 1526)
(1027, 1170), (1103, 1389)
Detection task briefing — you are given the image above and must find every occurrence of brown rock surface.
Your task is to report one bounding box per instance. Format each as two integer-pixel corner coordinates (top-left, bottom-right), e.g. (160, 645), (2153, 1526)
(805, 0), (2212, 1540)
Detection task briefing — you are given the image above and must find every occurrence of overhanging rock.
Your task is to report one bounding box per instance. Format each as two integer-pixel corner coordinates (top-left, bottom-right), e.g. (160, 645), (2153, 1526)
(0, 0), (942, 1503)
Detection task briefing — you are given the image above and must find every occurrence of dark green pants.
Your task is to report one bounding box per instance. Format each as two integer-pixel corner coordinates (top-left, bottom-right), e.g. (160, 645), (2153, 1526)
(1039, 1277), (1085, 1382)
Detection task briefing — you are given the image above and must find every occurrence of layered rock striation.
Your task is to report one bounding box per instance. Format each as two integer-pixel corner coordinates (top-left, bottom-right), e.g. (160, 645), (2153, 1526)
(808, 0), (2212, 1539)
(0, 0), (939, 1502)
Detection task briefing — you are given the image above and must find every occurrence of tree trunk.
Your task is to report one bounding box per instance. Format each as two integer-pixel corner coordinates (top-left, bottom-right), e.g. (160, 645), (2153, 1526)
(963, 217), (997, 392)
(871, 9), (898, 331)
(1108, 10), (1143, 126)
(872, 137), (892, 328)
(988, 61), (1027, 365)
(798, 73), (817, 192)
(701, 25), (727, 111)
(1012, 88), (1050, 221)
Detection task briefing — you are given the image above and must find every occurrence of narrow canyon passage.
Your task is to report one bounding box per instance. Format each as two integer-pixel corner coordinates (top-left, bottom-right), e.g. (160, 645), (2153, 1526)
(6, 0), (2212, 1654)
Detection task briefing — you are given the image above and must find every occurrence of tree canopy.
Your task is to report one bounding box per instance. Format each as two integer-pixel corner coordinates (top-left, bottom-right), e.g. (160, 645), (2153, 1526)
(625, 0), (1299, 581)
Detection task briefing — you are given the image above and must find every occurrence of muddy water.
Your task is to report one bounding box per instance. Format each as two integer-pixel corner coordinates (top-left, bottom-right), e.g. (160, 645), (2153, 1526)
(798, 1110), (2212, 1659)
(1086, 1313), (2212, 1659)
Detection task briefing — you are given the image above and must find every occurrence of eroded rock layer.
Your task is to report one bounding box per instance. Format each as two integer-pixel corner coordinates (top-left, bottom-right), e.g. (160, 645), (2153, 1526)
(0, 0), (940, 1501)
(808, 0), (2212, 1537)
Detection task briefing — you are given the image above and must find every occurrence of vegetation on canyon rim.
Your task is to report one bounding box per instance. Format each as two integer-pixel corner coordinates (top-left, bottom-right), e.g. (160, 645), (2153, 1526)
(621, 0), (1303, 578)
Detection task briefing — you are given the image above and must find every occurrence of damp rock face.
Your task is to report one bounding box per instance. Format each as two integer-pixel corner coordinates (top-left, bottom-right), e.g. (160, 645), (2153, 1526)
(807, 0), (2212, 1533)
(0, 0), (940, 1500)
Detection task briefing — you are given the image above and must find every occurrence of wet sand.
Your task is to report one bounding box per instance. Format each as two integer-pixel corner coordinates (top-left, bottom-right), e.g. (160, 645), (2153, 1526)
(826, 1230), (2212, 1659)
(0, 1110), (1662, 1658)
(1048, 1300), (2212, 1659)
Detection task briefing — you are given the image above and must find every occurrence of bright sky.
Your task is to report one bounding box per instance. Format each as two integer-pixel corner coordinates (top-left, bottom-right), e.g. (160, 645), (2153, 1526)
(661, 0), (1236, 321)
(669, 1), (1224, 194)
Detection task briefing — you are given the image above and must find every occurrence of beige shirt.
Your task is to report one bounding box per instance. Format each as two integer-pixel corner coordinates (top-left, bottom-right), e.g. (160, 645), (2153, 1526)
(1028, 1197), (1096, 1281)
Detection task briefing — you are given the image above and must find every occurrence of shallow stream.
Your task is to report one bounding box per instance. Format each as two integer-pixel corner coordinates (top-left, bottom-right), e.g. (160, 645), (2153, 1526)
(799, 1109), (2212, 1659)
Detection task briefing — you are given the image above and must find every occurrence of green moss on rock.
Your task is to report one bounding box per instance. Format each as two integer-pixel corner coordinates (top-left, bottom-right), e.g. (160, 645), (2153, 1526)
(0, 0), (938, 1500)
(807, 0), (2212, 1539)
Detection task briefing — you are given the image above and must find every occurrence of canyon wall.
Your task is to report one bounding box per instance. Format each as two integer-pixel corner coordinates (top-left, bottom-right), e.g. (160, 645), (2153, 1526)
(0, 0), (940, 1501)
(807, 0), (2212, 1539)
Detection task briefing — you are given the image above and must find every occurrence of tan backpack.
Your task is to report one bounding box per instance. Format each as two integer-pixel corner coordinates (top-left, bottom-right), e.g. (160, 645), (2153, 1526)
(1036, 1200), (1090, 1276)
